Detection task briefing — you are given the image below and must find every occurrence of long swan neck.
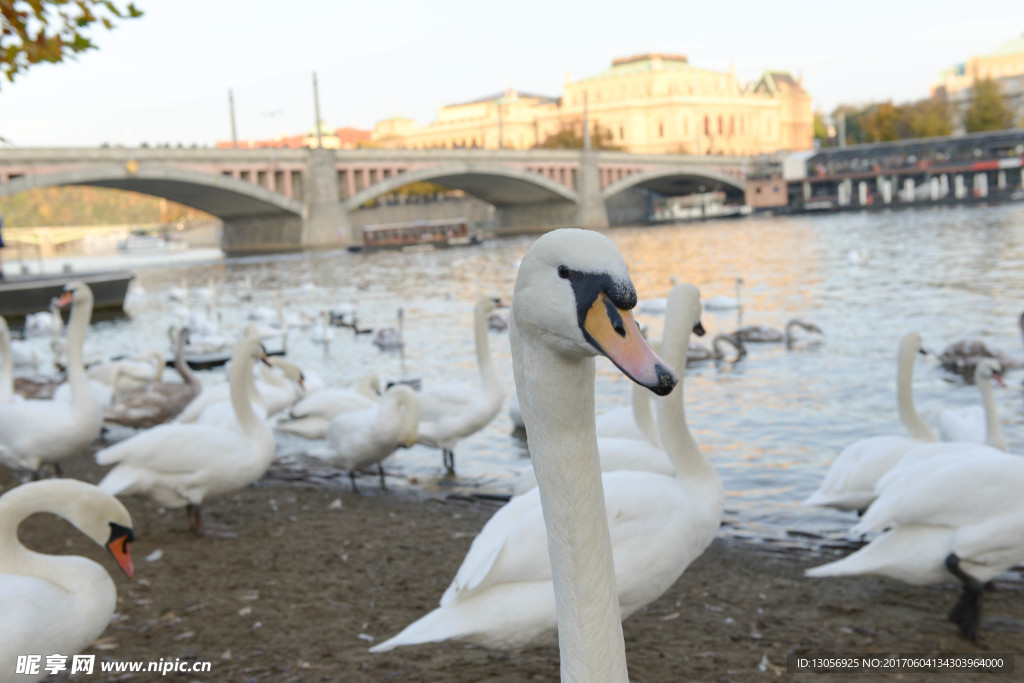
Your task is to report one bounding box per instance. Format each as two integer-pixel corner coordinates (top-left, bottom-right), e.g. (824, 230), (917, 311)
(230, 354), (263, 433)
(511, 321), (628, 682)
(896, 342), (936, 441)
(0, 320), (12, 403)
(978, 377), (1006, 451)
(473, 303), (500, 392)
(630, 382), (660, 447)
(65, 291), (95, 406)
(175, 333), (200, 388)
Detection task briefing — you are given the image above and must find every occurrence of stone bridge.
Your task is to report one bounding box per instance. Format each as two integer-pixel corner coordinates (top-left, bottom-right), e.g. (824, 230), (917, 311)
(0, 146), (750, 254)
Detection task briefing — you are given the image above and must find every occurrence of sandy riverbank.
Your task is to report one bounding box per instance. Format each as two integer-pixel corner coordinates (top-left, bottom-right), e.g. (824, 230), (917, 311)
(6, 454), (1023, 682)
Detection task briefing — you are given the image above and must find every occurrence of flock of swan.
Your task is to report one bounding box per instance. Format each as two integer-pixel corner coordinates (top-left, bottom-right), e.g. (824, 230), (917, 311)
(0, 227), (1022, 680)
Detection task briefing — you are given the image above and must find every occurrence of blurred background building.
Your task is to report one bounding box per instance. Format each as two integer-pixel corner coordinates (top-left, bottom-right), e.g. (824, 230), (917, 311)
(931, 35), (1024, 134)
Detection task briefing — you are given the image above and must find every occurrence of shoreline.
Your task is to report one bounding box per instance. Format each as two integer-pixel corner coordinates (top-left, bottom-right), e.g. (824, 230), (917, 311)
(7, 453), (1023, 682)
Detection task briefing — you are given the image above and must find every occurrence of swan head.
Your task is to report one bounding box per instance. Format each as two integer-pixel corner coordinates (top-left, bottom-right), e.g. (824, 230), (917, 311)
(267, 357), (306, 391)
(57, 280), (94, 311)
(475, 296), (506, 317)
(974, 358), (1005, 387)
(513, 229), (678, 396)
(26, 480), (135, 578)
(899, 332), (928, 358)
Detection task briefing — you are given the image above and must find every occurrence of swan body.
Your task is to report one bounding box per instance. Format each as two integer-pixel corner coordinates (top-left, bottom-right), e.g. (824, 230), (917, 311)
(687, 333), (746, 363)
(734, 318), (823, 346)
(936, 359), (1006, 451)
(512, 435), (673, 495)
(175, 356), (303, 424)
(275, 374), (380, 439)
(803, 332), (937, 513)
(0, 282), (102, 474)
(87, 351), (164, 396)
(938, 313), (1024, 379)
(103, 328), (203, 429)
(703, 277), (743, 310)
(594, 382), (661, 446)
(95, 337), (275, 535)
(310, 310), (335, 345)
(807, 450), (1024, 639)
(373, 231), (693, 683)
(0, 480), (135, 679)
(310, 385), (420, 486)
(415, 297), (505, 473)
(0, 316), (18, 404)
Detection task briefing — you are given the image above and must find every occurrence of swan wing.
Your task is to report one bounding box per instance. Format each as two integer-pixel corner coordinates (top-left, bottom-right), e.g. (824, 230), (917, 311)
(95, 424), (247, 472)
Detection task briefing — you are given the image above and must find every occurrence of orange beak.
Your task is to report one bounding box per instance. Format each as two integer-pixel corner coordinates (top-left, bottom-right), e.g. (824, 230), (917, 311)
(57, 291), (74, 308)
(583, 293), (678, 396)
(106, 523), (135, 578)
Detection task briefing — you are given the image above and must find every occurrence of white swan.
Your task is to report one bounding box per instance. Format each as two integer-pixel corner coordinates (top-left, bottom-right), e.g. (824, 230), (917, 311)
(275, 374), (380, 439)
(704, 276), (743, 310)
(687, 332), (746, 363)
(594, 381), (661, 446)
(373, 308), (404, 350)
(415, 297), (505, 474)
(310, 310), (334, 346)
(0, 282), (102, 476)
(309, 384), (420, 491)
(175, 356), (303, 424)
(103, 328), (203, 429)
(802, 332), (938, 513)
(95, 336), (275, 536)
(87, 350), (165, 396)
(936, 359), (1007, 449)
(372, 230), (701, 683)
(0, 316), (17, 404)
(734, 318), (823, 346)
(806, 448), (1024, 641)
(0, 480), (135, 679)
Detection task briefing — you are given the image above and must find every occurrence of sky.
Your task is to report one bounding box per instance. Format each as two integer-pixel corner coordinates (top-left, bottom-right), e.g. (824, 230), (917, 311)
(1, 0), (1022, 147)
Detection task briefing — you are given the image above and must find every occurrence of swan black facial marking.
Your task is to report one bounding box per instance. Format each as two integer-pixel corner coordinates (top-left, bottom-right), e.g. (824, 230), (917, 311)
(108, 522), (135, 545)
(563, 269), (638, 332)
(692, 320), (707, 337)
(603, 298), (626, 338)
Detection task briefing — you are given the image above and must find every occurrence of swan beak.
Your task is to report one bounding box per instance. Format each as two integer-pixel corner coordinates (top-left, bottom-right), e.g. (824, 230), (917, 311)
(993, 372), (1006, 388)
(56, 291), (74, 308)
(692, 320), (707, 337)
(583, 293), (678, 396)
(106, 523), (135, 578)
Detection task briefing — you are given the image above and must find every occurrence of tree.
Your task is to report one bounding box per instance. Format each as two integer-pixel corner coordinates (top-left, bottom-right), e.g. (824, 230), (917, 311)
(535, 121), (620, 151)
(813, 111), (829, 147)
(0, 0), (143, 85)
(905, 95), (951, 139)
(862, 102), (900, 142)
(963, 77), (1015, 132)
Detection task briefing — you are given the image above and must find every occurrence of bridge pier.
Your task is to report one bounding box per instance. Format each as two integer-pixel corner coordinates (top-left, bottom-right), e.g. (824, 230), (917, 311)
(575, 150), (610, 229)
(302, 148), (354, 249)
(493, 200), (579, 234)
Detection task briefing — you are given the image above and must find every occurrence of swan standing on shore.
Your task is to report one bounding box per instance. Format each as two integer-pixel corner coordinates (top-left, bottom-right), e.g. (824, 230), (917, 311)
(373, 230), (689, 682)
(276, 374), (380, 439)
(309, 384), (420, 491)
(0, 282), (102, 477)
(807, 448), (1024, 641)
(802, 332), (938, 513)
(416, 297), (505, 474)
(95, 337), (275, 537)
(0, 480), (135, 677)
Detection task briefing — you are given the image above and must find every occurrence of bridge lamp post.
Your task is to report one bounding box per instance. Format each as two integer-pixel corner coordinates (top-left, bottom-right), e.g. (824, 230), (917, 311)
(228, 89), (238, 149)
(313, 72), (324, 149)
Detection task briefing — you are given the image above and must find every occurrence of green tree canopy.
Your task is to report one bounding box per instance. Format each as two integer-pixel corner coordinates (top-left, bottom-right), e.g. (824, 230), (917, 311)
(0, 0), (143, 85)
(535, 122), (620, 150)
(963, 77), (1015, 133)
(862, 102), (900, 142)
(813, 111), (829, 146)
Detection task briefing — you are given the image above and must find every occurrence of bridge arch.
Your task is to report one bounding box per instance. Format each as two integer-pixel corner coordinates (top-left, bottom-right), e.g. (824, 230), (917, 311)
(343, 162), (579, 211)
(602, 166), (745, 201)
(0, 165), (304, 219)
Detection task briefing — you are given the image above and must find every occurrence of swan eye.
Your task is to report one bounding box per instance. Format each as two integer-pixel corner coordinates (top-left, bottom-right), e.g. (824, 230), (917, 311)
(558, 265), (571, 279)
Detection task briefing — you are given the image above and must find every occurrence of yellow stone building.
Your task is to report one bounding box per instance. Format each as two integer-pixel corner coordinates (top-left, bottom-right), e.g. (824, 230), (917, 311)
(931, 35), (1024, 130)
(371, 53), (814, 155)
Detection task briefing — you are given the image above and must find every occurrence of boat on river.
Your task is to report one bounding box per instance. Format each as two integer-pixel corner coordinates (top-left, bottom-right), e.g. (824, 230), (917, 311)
(0, 269), (134, 318)
(348, 218), (484, 252)
(651, 191), (752, 223)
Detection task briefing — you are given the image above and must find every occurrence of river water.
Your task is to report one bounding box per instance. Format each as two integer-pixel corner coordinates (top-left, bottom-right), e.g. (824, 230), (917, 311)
(20, 203), (1024, 548)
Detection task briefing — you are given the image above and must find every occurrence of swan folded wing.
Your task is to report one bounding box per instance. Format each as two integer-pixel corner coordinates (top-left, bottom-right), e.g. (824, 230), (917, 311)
(416, 385), (485, 420)
(856, 452), (1024, 534)
(440, 490), (549, 606)
(95, 425), (248, 472)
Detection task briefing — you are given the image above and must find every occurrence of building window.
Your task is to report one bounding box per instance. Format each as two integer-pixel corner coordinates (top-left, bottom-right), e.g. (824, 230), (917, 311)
(619, 125), (625, 140)
(729, 116), (735, 136)
(658, 123), (664, 138)
(704, 115), (710, 135)
(718, 116), (723, 134)
(683, 118), (689, 135)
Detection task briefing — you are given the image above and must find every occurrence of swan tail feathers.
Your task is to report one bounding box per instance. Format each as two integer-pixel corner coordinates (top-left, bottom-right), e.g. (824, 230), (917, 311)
(96, 466), (136, 497)
(368, 608), (466, 653)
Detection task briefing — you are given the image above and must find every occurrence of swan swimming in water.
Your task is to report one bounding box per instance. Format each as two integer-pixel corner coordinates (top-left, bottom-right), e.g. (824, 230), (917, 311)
(703, 277), (743, 310)
(373, 230), (696, 682)
(937, 312), (1024, 380)
(734, 318), (823, 347)
(687, 332), (745, 363)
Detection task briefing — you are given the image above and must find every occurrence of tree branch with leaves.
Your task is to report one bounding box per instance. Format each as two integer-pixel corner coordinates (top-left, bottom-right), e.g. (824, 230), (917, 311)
(0, 0), (143, 85)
